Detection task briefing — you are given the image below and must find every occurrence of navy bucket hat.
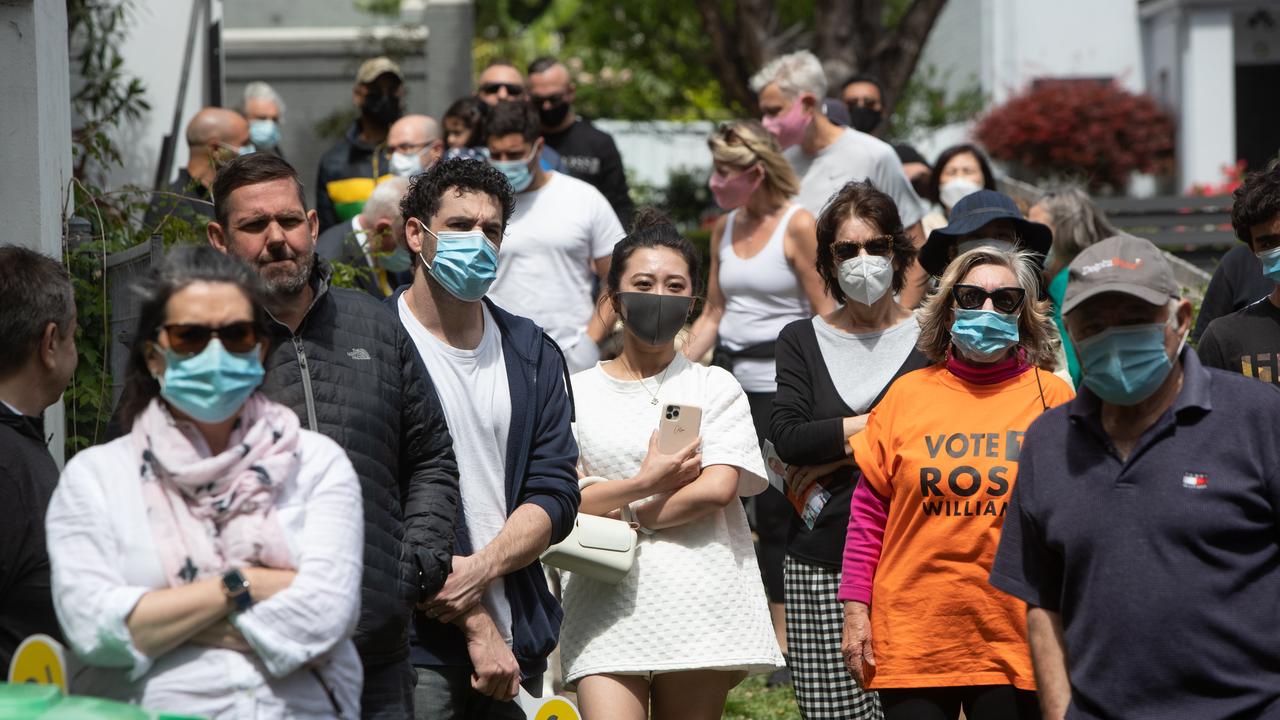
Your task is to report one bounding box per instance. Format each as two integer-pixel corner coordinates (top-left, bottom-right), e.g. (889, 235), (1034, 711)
(919, 189), (1053, 276)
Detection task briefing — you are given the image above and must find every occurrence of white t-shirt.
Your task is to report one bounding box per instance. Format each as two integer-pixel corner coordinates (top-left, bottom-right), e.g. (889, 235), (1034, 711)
(785, 129), (925, 227)
(487, 171), (625, 355)
(398, 297), (514, 644)
(558, 354), (782, 682)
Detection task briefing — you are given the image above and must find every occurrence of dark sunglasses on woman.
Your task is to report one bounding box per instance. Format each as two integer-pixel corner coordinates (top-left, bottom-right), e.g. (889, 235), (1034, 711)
(832, 236), (894, 261)
(159, 322), (260, 356)
(951, 285), (1026, 314)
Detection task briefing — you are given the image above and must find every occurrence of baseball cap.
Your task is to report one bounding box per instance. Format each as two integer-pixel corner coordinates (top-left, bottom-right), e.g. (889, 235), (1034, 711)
(919, 190), (1053, 276)
(1062, 234), (1178, 313)
(356, 57), (403, 85)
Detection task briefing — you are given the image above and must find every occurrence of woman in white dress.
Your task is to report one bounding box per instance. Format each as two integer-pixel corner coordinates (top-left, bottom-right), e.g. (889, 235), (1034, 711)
(560, 209), (784, 719)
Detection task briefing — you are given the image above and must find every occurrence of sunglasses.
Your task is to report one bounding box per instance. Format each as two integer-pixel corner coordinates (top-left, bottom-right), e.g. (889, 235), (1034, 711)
(832, 236), (894, 261)
(952, 285), (1026, 314)
(479, 82), (524, 97)
(159, 322), (260, 356)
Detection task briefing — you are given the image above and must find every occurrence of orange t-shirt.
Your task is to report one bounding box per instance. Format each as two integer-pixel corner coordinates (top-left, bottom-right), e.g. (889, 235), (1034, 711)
(850, 364), (1074, 690)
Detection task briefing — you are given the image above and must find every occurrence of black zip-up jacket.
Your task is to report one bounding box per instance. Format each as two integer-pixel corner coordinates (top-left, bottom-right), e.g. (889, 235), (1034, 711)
(260, 261), (459, 667)
(316, 121), (392, 232)
(0, 405), (64, 671)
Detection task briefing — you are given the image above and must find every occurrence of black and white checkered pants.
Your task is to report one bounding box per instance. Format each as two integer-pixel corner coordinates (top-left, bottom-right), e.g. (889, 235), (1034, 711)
(784, 555), (883, 720)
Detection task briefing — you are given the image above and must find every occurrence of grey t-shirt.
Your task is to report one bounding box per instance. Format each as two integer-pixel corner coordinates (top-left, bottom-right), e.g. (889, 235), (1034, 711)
(785, 129), (925, 227)
(812, 312), (921, 414)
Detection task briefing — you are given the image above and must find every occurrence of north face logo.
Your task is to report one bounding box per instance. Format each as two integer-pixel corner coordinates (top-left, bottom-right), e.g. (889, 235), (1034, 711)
(347, 348), (371, 360)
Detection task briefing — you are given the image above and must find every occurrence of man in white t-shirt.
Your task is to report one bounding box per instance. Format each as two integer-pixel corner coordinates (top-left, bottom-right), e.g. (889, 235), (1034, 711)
(751, 50), (930, 308)
(393, 157), (580, 719)
(483, 100), (625, 371)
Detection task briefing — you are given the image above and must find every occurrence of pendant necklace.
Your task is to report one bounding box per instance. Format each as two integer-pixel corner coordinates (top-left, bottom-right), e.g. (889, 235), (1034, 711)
(626, 358), (671, 405)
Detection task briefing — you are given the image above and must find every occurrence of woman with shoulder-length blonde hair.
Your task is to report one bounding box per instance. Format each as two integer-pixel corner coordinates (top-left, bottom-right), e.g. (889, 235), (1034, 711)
(838, 247), (1074, 720)
(686, 120), (835, 673)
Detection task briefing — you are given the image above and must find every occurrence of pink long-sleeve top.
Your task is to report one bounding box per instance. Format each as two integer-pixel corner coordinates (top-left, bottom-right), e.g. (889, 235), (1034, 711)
(837, 473), (889, 605)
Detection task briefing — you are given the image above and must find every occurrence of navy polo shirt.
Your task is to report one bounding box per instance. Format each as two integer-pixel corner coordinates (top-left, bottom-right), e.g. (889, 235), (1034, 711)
(990, 350), (1280, 720)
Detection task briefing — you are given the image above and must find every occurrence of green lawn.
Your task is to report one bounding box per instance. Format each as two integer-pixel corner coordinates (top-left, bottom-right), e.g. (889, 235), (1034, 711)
(723, 676), (802, 719)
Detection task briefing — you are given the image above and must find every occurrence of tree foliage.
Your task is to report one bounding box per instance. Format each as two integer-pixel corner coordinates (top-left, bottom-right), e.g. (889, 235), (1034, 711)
(474, 0), (954, 126)
(974, 80), (1176, 194)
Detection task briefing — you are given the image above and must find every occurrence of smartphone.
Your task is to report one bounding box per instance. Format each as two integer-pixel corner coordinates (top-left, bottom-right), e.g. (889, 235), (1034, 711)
(657, 403), (702, 454)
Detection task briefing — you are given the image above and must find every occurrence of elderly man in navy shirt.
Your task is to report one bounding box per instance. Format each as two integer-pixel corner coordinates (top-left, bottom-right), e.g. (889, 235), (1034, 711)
(991, 234), (1280, 720)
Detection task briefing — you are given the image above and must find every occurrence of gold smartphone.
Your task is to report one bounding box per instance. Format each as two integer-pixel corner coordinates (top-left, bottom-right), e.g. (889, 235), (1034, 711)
(657, 403), (702, 454)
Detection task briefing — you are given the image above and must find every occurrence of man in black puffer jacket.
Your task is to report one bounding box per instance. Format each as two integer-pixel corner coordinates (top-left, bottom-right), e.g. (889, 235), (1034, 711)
(208, 153), (460, 719)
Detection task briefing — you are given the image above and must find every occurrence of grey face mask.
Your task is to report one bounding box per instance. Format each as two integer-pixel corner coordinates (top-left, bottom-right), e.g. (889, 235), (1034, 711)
(618, 292), (693, 346)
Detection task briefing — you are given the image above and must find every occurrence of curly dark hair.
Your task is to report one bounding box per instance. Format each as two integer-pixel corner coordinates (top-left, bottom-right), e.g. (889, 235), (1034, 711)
(486, 99), (541, 144)
(1231, 163), (1280, 245)
(925, 144), (997, 205)
(400, 157), (516, 236)
(815, 180), (918, 303)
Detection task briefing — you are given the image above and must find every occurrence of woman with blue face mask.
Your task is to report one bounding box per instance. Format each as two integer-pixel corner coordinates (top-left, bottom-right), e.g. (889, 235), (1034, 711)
(838, 247), (1074, 720)
(45, 246), (364, 719)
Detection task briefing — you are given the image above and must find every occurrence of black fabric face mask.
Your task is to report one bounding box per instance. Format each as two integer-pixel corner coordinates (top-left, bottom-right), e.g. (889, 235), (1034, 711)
(847, 105), (883, 134)
(538, 100), (571, 128)
(362, 92), (402, 126)
(618, 292), (694, 346)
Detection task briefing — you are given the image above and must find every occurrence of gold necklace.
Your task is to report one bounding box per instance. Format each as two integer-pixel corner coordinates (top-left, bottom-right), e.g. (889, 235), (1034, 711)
(621, 357), (671, 406)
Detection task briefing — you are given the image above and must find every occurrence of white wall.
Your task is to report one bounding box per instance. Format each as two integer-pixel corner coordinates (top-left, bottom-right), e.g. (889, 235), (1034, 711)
(98, 0), (217, 192)
(595, 120), (717, 187)
(986, 0), (1144, 102)
(0, 0), (72, 464)
(1180, 9), (1236, 191)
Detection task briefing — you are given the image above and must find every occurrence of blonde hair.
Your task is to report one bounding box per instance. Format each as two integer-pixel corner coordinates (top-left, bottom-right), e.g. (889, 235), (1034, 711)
(707, 120), (800, 201)
(917, 247), (1061, 369)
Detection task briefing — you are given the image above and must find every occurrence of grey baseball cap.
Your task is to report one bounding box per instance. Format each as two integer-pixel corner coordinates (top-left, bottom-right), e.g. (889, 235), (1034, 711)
(1063, 234), (1179, 314)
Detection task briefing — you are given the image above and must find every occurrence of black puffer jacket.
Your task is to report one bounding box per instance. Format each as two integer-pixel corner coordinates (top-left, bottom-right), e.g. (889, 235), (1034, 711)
(260, 261), (459, 667)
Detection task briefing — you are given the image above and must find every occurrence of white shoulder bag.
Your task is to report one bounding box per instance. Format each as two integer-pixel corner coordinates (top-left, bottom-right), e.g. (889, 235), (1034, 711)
(540, 476), (639, 584)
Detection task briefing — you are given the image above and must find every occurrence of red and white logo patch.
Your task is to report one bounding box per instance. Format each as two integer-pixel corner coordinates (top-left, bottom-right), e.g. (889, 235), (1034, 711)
(1182, 472), (1209, 490)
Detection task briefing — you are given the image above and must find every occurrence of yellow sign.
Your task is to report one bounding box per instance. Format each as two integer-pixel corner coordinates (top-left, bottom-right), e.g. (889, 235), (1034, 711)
(7, 634), (68, 693)
(517, 688), (582, 720)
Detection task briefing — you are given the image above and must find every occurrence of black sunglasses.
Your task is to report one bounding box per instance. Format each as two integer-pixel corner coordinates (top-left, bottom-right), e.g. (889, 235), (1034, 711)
(479, 82), (524, 96)
(952, 284), (1026, 314)
(832, 236), (893, 261)
(159, 322), (259, 356)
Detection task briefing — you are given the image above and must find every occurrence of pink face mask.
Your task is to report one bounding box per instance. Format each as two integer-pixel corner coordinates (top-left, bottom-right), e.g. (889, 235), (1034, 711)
(761, 97), (811, 149)
(709, 165), (763, 210)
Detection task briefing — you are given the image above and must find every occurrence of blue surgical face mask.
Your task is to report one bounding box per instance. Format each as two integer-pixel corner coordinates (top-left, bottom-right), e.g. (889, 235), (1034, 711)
(1256, 246), (1280, 284)
(157, 339), (265, 423)
(489, 143), (538, 192)
(951, 308), (1021, 362)
(415, 219), (499, 302)
(1074, 315), (1183, 405)
(249, 119), (280, 150)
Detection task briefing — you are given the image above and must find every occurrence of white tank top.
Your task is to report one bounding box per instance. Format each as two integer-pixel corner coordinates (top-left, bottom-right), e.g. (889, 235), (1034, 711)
(717, 204), (811, 393)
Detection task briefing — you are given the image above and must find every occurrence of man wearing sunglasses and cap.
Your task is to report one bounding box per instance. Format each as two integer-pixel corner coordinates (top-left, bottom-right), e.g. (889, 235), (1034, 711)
(918, 189), (1054, 279)
(990, 234), (1280, 719)
(316, 56), (404, 232)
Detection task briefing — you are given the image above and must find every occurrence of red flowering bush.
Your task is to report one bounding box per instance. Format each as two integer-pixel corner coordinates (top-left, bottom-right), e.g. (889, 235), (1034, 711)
(1189, 160), (1246, 197)
(974, 80), (1176, 193)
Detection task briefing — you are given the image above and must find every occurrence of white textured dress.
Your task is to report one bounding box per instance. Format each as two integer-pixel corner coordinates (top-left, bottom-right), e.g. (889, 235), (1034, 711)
(559, 354), (784, 683)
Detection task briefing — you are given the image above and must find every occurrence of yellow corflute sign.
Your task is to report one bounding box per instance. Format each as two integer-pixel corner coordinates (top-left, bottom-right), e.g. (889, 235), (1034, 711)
(6, 634), (68, 693)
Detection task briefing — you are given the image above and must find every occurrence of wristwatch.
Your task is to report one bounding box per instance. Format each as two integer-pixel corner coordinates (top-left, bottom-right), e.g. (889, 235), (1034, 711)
(221, 569), (253, 612)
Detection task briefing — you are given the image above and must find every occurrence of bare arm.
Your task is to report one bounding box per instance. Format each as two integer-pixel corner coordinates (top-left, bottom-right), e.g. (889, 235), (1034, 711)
(684, 218), (727, 361)
(841, 414), (870, 454)
(1028, 606), (1071, 720)
(125, 579), (233, 659)
(579, 433), (702, 516)
(425, 504), (554, 623)
(586, 255), (617, 345)
(897, 221), (929, 309)
(633, 464), (739, 530)
(453, 604), (520, 700)
(786, 210), (837, 315)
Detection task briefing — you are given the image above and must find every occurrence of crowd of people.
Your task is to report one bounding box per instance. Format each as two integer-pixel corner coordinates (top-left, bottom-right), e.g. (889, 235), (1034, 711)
(3, 46), (1280, 720)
